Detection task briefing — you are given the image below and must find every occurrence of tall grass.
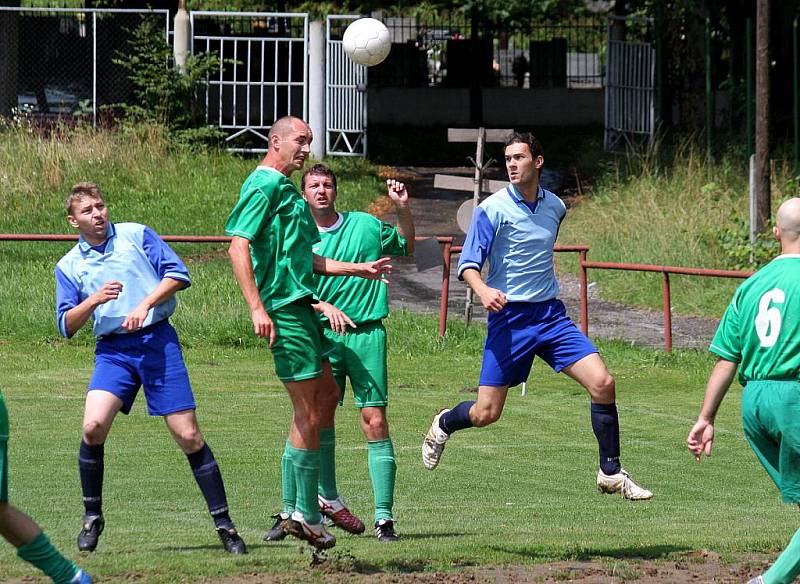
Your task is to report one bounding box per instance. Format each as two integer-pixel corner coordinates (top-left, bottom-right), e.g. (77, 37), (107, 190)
(559, 143), (797, 317)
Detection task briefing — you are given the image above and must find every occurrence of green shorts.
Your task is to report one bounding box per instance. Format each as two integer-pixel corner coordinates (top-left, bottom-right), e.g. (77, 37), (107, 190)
(0, 390), (9, 503)
(741, 380), (800, 503)
(324, 321), (388, 408)
(270, 299), (334, 382)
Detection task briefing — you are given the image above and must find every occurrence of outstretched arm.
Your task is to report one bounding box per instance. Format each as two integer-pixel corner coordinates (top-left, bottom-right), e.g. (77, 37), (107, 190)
(687, 359), (739, 461)
(313, 254), (392, 280)
(228, 236), (275, 347)
(386, 179), (415, 254)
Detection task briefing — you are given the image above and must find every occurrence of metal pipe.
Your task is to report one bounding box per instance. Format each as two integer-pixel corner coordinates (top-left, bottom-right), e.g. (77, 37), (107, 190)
(439, 240), (452, 337)
(579, 249), (588, 336)
(582, 260), (753, 279)
(662, 271), (672, 352)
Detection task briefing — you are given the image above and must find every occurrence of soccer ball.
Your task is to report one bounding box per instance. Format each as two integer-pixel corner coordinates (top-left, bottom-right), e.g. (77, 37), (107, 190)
(342, 18), (391, 67)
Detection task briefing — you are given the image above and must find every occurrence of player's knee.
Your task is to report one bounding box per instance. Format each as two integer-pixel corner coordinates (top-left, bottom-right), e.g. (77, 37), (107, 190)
(82, 419), (109, 444)
(472, 405), (501, 427)
(363, 415), (389, 438)
(173, 427), (204, 452)
(592, 374), (615, 401)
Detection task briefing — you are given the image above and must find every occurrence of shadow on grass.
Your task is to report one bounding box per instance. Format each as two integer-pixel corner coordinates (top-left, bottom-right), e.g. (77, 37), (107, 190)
(489, 543), (691, 561)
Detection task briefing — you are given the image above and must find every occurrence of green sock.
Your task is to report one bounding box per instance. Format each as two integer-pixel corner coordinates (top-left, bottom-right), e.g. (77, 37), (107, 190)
(318, 427), (338, 501)
(290, 445), (322, 524)
(764, 527), (800, 584)
(368, 438), (396, 523)
(281, 440), (296, 514)
(16, 532), (79, 584)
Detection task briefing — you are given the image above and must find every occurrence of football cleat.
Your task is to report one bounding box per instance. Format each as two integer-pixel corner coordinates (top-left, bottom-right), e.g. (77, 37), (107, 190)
(319, 495), (365, 534)
(282, 511), (336, 549)
(70, 569), (93, 584)
(422, 409), (450, 470)
(747, 577), (765, 584)
(263, 511), (290, 542)
(597, 468), (653, 500)
(77, 514), (104, 552)
(374, 519), (400, 542)
(216, 525), (247, 554)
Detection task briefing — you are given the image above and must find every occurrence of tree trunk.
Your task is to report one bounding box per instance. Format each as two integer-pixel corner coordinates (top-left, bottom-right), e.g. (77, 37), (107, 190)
(755, 0), (771, 232)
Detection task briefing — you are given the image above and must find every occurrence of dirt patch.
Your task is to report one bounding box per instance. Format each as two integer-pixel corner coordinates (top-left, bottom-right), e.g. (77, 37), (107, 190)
(208, 550), (771, 583)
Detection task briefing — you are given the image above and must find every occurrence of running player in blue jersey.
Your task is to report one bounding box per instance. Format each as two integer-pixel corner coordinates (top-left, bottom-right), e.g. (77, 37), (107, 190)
(55, 182), (245, 555)
(689, 198), (800, 584)
(422, 132), (652, 501)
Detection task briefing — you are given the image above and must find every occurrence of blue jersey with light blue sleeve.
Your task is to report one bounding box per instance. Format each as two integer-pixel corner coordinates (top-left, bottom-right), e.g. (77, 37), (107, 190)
(457, 185), (566, 302)
(55, 222), (191, 338)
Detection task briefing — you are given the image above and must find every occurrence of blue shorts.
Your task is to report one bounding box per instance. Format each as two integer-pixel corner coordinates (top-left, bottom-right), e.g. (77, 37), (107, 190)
(89, 320), (196, 416)
(479, 299), (597, 387)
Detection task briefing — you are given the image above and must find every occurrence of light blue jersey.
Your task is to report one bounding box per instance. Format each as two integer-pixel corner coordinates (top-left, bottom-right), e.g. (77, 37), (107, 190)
(457, 185), (566, 302)
(55, 222), (190, 338)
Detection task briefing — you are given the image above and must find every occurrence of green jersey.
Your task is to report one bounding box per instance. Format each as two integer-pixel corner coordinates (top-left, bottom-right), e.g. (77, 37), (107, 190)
(710, 254), (800, 384)
(225, 166), (319, 312)
(313, 211), (408, 325)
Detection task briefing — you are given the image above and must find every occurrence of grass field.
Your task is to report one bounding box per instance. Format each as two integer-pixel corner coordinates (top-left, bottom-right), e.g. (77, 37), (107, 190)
(0, 316), (796, 582)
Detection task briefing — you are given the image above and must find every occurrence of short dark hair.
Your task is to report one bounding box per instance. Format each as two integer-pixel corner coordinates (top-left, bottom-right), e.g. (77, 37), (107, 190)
(503, 132), (544, 160)
(301, 163), (337, 192)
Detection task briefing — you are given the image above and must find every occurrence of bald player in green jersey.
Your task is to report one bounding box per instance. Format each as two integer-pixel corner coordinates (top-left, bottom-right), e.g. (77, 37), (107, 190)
(304, 163), (413, 542)
(688, 198), (800, 584)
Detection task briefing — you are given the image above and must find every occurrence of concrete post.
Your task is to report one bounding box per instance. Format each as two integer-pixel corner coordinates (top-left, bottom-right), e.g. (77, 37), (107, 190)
(308, 20), (326, 160)
(174, 1), (191, 74)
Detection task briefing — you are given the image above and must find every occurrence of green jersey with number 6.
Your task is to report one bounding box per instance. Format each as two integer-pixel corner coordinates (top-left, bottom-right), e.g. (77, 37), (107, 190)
(710, 254), (800, 384)
(312, 211), (408, 325)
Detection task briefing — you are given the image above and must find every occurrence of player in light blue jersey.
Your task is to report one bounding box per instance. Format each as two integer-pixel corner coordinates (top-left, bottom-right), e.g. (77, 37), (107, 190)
(689, 198), (800, 584)
(55, 183), (245, 555)
(422, 132), (652, 501)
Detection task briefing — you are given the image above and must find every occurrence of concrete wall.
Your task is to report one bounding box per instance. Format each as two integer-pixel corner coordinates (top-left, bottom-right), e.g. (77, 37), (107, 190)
(368, 87), (604, 127)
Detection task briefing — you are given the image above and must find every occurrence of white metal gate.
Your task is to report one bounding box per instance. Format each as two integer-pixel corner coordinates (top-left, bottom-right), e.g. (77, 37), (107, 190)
(326, 15), (367, 157)
(190, 11), (308, 152)
(604, 17), (656, 150)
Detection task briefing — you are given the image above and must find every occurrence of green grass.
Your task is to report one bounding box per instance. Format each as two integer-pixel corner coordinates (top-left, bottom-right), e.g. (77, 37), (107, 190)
(0, 322), (795, 582)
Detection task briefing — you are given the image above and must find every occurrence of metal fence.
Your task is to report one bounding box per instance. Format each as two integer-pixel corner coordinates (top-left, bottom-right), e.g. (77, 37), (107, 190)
(0, 7), (169, 126)
(372, 15), (606, 89)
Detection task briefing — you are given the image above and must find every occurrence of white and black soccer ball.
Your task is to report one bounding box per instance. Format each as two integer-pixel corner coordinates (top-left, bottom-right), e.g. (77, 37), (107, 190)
(342, 18), (391, 67)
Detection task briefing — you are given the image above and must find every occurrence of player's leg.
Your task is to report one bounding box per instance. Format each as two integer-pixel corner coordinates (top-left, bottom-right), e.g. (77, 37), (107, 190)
(163, 410), (246, 554)
(361, 406), (399, 541)
(0, 391), (91, 583)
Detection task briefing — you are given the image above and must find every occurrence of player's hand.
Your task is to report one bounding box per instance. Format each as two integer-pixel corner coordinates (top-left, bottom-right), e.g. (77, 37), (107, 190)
(478, 286), (507, 312)
(92, 280), (123, 306)
(122, 302), (150, 331)
(251, 307), (276, 347)
(321, 304), (355, 335)
(687, 419), (715, 461)
(386, 179), (410, 209)
(358, 257), (393, 282)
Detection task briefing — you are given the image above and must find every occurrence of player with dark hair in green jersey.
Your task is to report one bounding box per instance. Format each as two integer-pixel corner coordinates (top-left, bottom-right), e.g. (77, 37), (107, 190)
(0, 390), (92, 583)
(688, 197), (800, 584)
(226, 117), (391, 550)
(304, 164), (413, 542)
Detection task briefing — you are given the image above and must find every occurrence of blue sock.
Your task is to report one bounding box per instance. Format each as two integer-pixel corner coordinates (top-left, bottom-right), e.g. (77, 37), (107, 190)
(591, 402), (621, 475)
(439, 401), (476, 434)
(78, 441), (104, 516)
(187, 443), (231, 528)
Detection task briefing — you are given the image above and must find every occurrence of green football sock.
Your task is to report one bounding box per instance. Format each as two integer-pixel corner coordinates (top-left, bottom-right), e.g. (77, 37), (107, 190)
(290, 445), (322, 524)
(318, 427), (338, 501)
(280, 440), (296, 514)
(764, 526), (800, 584)
(16, 531), (79, 584)
(368, 438), (396, 523)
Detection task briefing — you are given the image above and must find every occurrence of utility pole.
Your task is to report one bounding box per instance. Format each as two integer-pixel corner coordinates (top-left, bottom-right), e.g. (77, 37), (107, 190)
(754, 0), (771, 232)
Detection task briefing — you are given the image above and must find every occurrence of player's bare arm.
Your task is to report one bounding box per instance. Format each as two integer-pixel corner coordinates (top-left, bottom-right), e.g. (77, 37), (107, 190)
(63, 280), (123, 338)
(461, 268), (507, 312)
(122, 277), (189, 332)
(386, 179), (415, 254)
(312, 301), (356, 335)
(313, 254), (393, 280)
(227, 236), (276, 346)
(687, 358), (738, 461)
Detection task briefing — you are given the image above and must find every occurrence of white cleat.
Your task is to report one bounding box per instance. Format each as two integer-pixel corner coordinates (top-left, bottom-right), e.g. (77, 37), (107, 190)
(597, 468), (653, 500)
(422, 409), (450, 470)
(282, 511), (336, 549)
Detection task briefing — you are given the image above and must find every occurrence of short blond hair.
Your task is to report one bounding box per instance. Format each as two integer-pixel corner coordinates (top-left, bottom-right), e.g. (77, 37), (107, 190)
(65, 182), (105, 214)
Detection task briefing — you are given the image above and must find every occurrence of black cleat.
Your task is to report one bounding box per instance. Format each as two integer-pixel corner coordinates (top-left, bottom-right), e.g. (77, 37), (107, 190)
(263, 512), (290, 542)
(374, 519), (400, 542)
(217, 526), (247, 554)
(77, 514), (104, 552)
